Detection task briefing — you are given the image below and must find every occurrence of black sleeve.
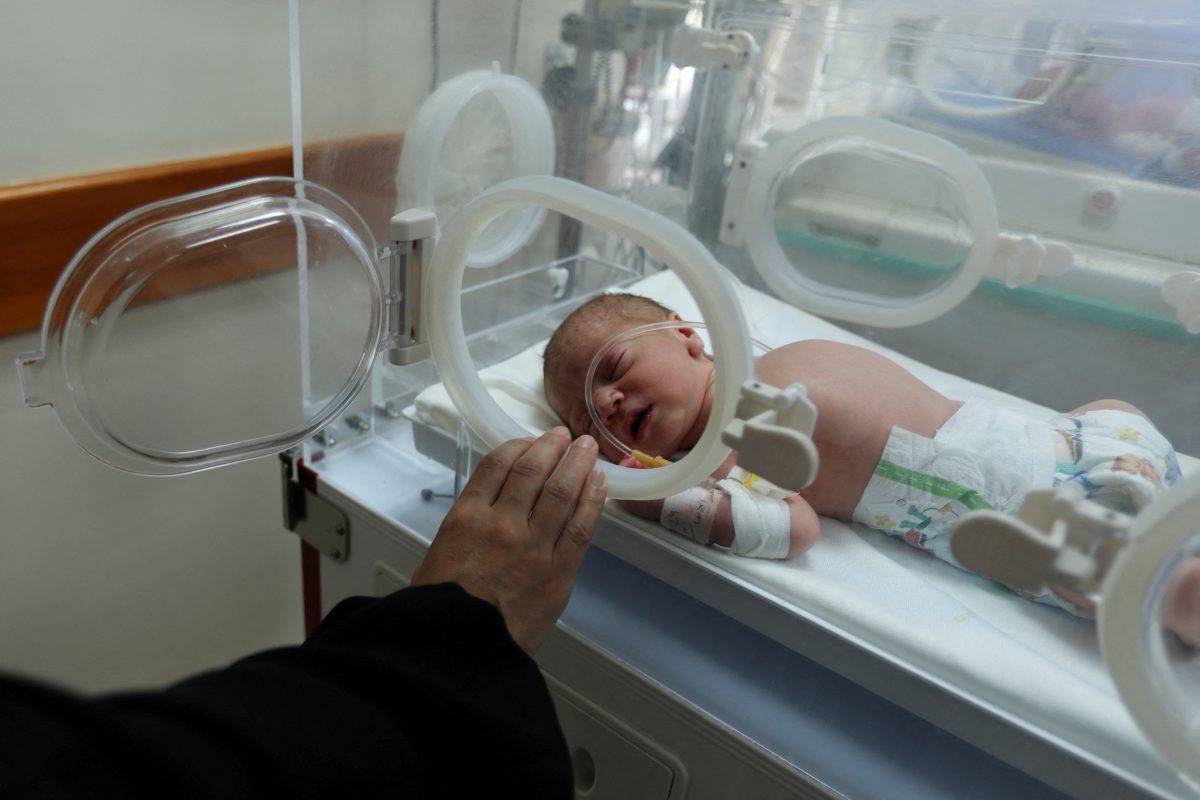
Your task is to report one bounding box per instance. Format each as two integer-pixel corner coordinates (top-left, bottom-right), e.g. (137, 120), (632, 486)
(0, 583), (573, 799)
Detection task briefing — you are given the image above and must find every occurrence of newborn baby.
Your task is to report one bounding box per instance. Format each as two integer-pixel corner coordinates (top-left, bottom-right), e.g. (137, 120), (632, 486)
(543, 292), (1199, 643)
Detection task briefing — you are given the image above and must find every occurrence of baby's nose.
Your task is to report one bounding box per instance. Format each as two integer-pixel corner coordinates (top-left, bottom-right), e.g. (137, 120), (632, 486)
(593, 385), (622, 418)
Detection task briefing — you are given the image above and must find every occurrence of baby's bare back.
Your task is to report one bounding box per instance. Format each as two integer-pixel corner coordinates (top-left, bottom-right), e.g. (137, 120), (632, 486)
(754, 340), (962, 520)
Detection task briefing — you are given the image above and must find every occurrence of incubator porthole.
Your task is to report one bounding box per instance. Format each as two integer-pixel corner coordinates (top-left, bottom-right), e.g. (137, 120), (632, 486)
(742, 117), (998, 327)
(395, 69), (554, 268)
(425, 175), (755, 501)
(769, 141), (974, 301)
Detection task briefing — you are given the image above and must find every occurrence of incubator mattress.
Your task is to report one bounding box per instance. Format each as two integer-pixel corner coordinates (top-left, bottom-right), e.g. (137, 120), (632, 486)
(413, 269), (1197, 793)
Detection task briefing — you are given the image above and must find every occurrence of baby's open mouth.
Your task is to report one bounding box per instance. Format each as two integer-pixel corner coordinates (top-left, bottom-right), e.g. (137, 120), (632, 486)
(630, 406), (652, 442)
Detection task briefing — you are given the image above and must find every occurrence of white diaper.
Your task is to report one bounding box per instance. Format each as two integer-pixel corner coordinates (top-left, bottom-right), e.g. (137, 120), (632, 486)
(851, 398), (1056, 566)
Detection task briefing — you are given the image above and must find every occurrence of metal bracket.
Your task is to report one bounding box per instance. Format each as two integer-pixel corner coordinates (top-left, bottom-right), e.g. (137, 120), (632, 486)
(718, 141), (765, 247)
(281, 452), (349, 562)
(387, 208), (438, 366)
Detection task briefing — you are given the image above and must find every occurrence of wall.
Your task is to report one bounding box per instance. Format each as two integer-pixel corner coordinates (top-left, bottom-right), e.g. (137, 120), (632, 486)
(0, 0), (302, 692)
(0, 0), (566, 186)
(0, 1), (292, 185)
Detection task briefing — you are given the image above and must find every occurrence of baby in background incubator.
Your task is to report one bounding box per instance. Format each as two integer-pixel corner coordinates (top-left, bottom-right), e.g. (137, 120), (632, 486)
(1016, 64), (1200, 179)
(542, 293), (1200, 645)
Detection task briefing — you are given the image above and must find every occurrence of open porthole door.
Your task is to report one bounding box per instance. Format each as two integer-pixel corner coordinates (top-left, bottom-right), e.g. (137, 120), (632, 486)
(423, 174), (764, 503)
(16, 177), (385, 476)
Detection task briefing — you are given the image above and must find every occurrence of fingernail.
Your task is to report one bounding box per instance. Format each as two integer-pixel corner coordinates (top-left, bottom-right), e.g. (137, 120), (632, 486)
(550, 426), (570, 437)
(589, 469), (606, 488)
(577, 434), (596, 449)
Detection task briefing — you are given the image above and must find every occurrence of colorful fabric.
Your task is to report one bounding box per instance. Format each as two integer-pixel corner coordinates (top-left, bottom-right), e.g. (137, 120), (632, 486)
(1047, 409), (1182, 514)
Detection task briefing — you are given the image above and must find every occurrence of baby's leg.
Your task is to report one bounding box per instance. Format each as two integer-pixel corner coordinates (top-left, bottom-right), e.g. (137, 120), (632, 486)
(1067, 399), (1148, 419)
(1045, 563), (1200, 647)
(1162, 558), (1200, 647)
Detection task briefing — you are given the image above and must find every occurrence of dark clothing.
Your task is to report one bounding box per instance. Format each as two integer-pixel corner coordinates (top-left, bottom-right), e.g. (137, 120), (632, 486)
(1, 584), (572, 798)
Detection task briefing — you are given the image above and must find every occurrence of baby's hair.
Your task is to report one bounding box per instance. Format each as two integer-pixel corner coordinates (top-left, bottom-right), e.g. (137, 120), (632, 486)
(542, 293), (673, 387)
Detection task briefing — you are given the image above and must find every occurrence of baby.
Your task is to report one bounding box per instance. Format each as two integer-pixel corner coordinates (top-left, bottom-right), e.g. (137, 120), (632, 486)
(543, 292), (1199, 643)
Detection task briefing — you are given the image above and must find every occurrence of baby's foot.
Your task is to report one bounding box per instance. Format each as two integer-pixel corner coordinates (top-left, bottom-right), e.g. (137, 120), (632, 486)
(1162, 558), (1200, 647)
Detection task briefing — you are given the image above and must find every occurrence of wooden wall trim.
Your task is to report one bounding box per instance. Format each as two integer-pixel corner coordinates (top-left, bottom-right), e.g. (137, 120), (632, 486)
(0, 146), (293, 338)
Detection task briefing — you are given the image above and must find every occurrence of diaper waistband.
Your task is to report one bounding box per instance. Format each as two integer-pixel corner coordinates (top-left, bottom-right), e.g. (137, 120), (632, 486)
(934, 398), (1056, 491)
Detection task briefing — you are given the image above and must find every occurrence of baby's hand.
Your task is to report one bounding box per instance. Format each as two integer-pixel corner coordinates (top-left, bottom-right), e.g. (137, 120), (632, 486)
(619, 454), (645, 469)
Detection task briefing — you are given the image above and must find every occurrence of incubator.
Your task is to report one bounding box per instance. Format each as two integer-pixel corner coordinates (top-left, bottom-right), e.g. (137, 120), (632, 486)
(16, 0), (1200, 797)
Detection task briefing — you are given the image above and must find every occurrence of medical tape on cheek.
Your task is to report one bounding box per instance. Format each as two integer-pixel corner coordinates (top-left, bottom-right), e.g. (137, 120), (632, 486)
(717, 478), (791, 560)
(659, 485), (723, 545)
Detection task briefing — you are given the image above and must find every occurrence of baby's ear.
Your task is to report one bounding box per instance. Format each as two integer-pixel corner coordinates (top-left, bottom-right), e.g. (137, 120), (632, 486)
(664, 311), (706, 357)
(684, 330), (706, 358)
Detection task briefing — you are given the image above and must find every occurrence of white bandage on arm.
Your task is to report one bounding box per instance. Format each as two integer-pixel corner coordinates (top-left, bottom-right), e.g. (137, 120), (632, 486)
(659, 485), (723, 545)
(717, 478), (792, 560)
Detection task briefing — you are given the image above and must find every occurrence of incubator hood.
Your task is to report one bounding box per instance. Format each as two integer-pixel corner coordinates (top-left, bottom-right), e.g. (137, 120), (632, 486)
(15, 0), (1200, 795)
(18, 116), (1200, 800)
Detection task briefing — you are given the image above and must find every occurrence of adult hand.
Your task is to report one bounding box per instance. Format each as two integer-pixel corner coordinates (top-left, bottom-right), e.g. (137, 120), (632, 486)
(411, 428), (608, 653)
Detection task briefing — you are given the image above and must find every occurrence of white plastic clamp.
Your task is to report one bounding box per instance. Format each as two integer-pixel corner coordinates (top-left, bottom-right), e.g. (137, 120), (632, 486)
(721, 381), (819, 491)
(986, 233), (1074, 289)
(951, 482), (1132, 595)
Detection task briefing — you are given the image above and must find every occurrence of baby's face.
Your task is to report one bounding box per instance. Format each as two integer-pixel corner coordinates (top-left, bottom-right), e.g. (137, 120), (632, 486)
(546, 317), (715, 462)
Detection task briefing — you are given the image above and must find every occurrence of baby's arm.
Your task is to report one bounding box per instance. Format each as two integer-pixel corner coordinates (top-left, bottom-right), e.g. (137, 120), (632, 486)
(620, 485), (820, 559)
(779, 494), (822, 555)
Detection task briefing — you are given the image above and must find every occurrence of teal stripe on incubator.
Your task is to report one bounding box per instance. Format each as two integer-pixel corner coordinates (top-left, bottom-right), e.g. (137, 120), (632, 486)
(873, 459), (994, 511)
(775, 227), (1197, 345)
(774, 227), (963, 277)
